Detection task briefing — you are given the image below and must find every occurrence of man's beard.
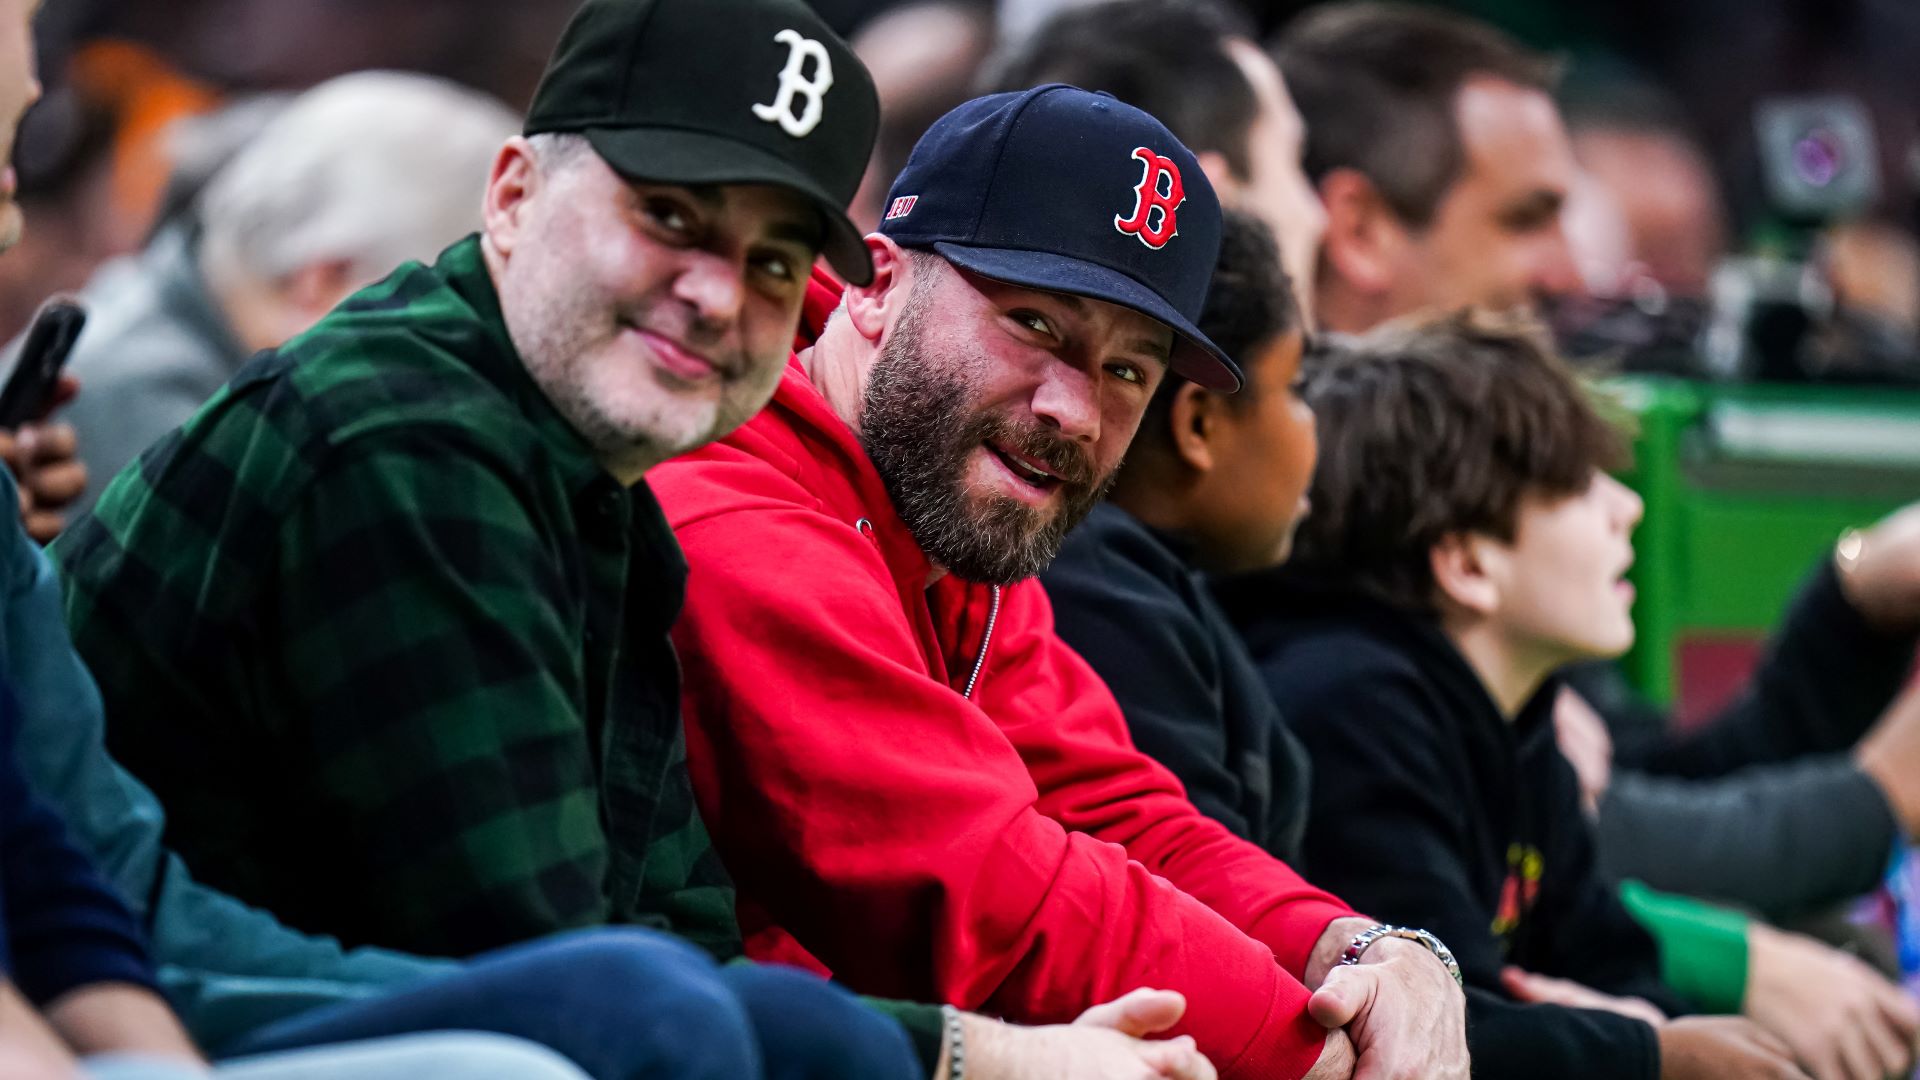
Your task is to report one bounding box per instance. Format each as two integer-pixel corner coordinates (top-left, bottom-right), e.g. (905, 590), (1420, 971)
(860, 289), (1113, 585)
(504, 253), (737, 470)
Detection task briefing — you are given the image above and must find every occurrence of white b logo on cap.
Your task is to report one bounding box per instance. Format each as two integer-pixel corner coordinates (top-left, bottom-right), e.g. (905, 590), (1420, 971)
(752, 29), (834, 138)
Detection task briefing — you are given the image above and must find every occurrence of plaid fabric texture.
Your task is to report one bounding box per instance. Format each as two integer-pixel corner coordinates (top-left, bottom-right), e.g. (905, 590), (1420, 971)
(55, 235), (739, 959)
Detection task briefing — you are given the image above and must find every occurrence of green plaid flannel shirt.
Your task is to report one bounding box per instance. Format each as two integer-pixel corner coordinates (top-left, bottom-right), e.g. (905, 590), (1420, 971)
(54, 235), (739, 959)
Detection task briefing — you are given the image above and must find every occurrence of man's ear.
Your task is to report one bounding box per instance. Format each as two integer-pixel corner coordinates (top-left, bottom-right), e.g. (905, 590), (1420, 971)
(1165, 381), (1220, 474)
(844, 234), (914, 345)
(1431, 532), (1504, 616)
(1195, 149), (1241, 205)
(1317, 167), (1404, 298)
(482, 137), (541, 260)
(282, 257), (359, 321)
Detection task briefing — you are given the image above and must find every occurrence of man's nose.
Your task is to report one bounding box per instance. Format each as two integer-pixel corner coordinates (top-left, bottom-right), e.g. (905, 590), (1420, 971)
(1531, 223), (1584, 300)
(1029, 359), (1101, 444)
(672, 250), (747, 328)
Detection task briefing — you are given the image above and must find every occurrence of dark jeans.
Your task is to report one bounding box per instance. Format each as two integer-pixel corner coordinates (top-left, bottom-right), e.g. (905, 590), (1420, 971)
(229, 929), (920, 1080)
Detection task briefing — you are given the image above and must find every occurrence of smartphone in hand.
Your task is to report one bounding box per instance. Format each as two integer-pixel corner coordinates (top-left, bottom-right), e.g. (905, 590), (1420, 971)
(0, 296), (85, 429)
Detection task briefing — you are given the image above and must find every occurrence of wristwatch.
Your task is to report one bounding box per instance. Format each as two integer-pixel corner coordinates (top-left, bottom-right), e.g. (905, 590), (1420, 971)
(1339, 924), (1465, 989)
(1836, 527), (1866, 577)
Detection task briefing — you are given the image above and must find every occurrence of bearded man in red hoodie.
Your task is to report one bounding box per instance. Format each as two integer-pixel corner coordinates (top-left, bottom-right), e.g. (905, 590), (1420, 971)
(652, 86), (1470, 1080)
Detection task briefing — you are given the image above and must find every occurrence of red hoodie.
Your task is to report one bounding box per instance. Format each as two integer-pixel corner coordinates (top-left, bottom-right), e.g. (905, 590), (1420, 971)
(653, 270), (1355, 1079)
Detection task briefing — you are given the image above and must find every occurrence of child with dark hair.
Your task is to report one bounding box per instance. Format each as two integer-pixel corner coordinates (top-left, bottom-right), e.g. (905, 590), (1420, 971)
(1217, 311), (1810, 1080)
(1045, 208), (1317, 861)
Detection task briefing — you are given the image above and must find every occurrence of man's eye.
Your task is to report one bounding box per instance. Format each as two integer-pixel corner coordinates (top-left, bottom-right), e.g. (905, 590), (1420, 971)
(1502, 206), (1560, 233)
(755, 253), (795, 282)
(644, 199), (693, 234)
(1107, 362), (1145, 385)
(1012, 310), (1054, 337)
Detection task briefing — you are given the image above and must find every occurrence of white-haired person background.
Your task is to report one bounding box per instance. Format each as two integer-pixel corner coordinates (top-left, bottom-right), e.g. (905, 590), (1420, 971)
(41, 70), (516, 517)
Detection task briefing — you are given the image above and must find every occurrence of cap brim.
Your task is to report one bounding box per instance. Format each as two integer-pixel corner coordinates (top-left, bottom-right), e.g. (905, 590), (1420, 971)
(930, 242), (1242, 392)
(583, 126), (872, 286)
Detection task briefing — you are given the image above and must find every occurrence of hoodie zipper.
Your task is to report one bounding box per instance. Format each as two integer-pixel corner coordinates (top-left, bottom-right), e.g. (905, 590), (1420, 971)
(962, 585), (1001, 701)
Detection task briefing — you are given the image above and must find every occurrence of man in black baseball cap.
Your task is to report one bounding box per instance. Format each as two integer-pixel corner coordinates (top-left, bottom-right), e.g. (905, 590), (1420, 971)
(496, 0), (882, 476)
(50, 0), (1227, 1078)
(522, 0), (878, 286)
(653, 84), (1469, 1080)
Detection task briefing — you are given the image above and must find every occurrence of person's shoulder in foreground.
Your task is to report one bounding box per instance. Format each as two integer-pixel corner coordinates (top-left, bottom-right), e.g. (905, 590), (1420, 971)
(0, 629), (602, 1080)
(655, 81), (1474, 1080)
(0, 390), (587, 1080)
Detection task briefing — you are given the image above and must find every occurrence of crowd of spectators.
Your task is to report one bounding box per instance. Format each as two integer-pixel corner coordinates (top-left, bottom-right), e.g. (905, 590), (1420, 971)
(0, 0), (1915, 1079)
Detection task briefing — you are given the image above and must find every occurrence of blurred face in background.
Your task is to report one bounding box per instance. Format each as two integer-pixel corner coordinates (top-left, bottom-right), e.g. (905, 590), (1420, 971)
(1384, 76), (1581, 319)
(0, 0), (41, 252)
(1222, 40), (1326, 326)
(1570, 126), (1726, 297)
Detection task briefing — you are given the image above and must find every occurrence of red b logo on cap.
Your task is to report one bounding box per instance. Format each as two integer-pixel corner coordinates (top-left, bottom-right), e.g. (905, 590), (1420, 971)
(1114, 147), (1185, 249)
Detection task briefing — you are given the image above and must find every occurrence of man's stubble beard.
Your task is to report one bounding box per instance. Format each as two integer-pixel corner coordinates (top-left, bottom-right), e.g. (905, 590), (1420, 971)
(506, 254), (720, 473)
(860, 279), (1115, 586)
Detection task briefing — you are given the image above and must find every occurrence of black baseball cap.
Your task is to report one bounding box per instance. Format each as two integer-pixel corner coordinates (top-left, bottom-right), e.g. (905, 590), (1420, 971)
(525, 0), (879, 284)
(879, 85), (1239, 391)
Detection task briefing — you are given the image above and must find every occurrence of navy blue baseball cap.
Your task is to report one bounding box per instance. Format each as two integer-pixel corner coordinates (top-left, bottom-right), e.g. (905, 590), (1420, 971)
(878, 85), (1239, 391)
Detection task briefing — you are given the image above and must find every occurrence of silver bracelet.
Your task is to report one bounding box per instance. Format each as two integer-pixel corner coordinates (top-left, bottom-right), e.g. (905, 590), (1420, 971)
(941, 1004), (965, 1080)
(1339, 923), (1465, 988)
